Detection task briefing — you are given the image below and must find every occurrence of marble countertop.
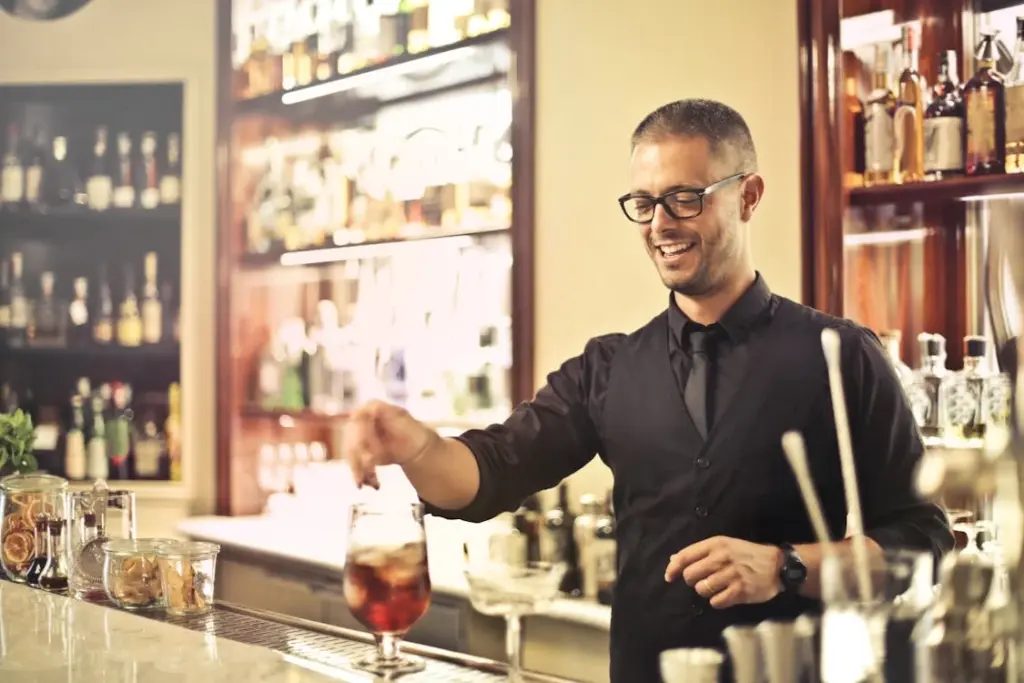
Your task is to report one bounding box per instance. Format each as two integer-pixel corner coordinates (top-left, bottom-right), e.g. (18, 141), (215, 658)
(0, 580), (368, 682)
(176, 515), (612, 631)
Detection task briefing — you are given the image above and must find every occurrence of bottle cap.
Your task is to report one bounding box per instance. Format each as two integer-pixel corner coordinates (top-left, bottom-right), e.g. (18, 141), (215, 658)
(964, 335), (987, 358)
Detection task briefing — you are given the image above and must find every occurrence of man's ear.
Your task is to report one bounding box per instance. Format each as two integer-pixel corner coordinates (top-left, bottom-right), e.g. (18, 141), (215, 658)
(740, 174), (765, 222)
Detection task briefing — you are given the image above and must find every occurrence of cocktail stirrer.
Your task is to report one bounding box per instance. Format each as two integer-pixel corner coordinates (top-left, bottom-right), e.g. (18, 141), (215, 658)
(820, 328), (873, 604)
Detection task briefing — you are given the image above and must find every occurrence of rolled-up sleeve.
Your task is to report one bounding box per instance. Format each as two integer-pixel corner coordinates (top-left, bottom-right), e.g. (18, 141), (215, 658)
(423, 335), (621, 523)
(843, 328), (954, 563)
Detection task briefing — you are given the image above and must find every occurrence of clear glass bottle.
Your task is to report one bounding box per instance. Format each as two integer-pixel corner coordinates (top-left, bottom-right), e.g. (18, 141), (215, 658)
(159, 132), (182, 205)
(894, 24), (926, 183)
(906, 333), (948, 443)
(67, 486), (137, 602)
(85, 126), (113, 211)
(593, 493), (616, 607)
(141, 252), (162, 344)
(64, 394), (87, 481)
(574, 494), (603, 600)
(112, 132), (136, 209)
(66, 277), (90, 347)
(0, 123), (24, 207)
(942, 336), (990, 444)
(878, 330), (913, 387)
(133, 410), (167, 481)
(93, 266), (114, 345)
(7, 252), (28, 348)
(1004, 17), (1024, 173)
(28, 271), (67, 347)
(965, 34), (1006, 175)
(38, 519), (69, 593)
(116, 266), (143, 347)
(85, 392), (109, 481)
(139, 132), (161, 209)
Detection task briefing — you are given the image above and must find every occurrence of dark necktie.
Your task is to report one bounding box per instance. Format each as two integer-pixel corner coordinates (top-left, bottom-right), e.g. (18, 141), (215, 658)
(684, 328), (716, 439)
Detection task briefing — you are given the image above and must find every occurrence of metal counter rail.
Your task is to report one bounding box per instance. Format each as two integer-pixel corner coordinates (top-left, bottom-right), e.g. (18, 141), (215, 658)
(133, 599), (582, 683)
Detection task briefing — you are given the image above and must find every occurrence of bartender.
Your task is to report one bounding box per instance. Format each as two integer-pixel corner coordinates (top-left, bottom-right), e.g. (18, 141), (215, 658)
(341, 98), (954, 682)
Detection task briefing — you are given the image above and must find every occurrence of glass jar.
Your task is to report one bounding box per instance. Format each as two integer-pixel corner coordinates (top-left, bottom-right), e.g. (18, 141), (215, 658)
(101, 538), (176, 610)
(67, 488), (136, 601)
(157, 541), (221, 615)
(0, 473), (68, 582)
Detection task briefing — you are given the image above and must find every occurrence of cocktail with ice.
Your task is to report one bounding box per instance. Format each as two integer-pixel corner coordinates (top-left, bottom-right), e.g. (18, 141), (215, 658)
(343, 502), (430, 675)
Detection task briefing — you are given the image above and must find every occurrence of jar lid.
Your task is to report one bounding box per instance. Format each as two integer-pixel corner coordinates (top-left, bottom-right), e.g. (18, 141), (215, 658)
(101, 538), (179, 557)
(156, 540), (221, 559)
(1, 473), (69, 493)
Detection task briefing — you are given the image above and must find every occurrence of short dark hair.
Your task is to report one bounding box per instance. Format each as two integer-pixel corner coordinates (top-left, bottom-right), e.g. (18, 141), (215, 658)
(631, 98), (758, 170)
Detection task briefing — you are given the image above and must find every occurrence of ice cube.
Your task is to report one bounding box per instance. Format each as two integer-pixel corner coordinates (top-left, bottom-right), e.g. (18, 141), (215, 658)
(343, 577), (368, 611)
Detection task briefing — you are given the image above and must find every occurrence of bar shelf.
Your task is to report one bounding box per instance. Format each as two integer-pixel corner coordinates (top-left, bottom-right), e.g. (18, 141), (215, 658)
(847, 173), (1024, 206)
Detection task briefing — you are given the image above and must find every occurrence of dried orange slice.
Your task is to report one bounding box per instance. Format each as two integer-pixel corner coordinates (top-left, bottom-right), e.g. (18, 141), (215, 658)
(2, 530), (34, 568)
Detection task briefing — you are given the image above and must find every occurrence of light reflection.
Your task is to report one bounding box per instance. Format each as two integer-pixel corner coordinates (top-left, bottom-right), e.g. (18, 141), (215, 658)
(844, 227), (930, 247)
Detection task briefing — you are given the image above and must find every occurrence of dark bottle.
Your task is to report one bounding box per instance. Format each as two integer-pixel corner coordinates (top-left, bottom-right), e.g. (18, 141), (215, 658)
(25, 517), (51, 586)
(38, 519), (68, 592)
(0, 258), (10, 344)
(520, 495), (543, 563)
(106, 383), (133, 481)
(924, 50), (965, 178)
(965, 34), (1006, 175)
(546, 484), (582, 597)
(42, 135), (85, 207)
(594, 492), (616, 606)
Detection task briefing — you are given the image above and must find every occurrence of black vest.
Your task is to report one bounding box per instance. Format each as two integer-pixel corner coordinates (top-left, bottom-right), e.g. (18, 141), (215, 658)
(598, 303), (842, 681)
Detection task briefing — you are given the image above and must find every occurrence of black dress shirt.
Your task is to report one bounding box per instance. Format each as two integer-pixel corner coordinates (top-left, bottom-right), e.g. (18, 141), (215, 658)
(425, 274), (953, 682)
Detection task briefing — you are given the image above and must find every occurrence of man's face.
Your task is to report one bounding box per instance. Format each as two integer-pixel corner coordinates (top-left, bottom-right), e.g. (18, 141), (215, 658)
(627, 136), (749, 297)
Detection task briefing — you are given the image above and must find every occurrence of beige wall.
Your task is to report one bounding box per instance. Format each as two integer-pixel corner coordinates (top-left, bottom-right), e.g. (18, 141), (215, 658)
(534, 0), (803, 500)
(0, 0), (218, 529)
(0, 0), (803, 515)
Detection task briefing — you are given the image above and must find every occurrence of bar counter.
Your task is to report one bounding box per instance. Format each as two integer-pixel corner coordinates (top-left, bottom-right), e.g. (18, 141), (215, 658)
(0, 580), (578, 682)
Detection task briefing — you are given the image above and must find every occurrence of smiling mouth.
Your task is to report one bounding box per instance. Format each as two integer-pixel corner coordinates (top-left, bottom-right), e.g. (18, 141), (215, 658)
(655, 241), (698, 258)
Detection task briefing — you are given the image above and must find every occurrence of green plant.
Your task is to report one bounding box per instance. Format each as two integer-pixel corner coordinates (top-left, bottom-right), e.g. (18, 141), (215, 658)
(0, 410), (38, 474)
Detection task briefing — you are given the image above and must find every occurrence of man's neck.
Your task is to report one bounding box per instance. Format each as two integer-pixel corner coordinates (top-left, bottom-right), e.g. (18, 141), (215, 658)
(673, 270), (757, 326)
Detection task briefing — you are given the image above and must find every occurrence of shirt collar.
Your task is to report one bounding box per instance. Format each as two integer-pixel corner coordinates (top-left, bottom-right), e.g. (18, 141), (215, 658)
(667, 272), (774, 345)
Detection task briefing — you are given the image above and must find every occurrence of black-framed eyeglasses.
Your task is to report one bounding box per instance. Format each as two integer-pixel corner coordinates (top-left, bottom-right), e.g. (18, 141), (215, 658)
(617, 173), (747, 224)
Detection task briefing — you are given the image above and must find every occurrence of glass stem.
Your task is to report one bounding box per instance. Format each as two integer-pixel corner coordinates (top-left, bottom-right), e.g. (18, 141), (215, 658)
(376, 633), (400, 662)
(505, 613), (523, 683)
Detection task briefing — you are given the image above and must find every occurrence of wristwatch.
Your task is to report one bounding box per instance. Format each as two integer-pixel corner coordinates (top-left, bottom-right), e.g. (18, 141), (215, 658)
(778, 542), (807, 594)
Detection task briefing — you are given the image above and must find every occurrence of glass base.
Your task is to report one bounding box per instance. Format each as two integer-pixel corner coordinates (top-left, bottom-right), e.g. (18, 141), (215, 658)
(352, 653), (425, 676)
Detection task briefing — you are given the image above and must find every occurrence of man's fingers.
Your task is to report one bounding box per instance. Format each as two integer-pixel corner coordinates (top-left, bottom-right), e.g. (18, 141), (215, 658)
(694, 566), (739, 598)
(681, 552), (728, 586)
(709, 581), (744, 609)
(665, 537), (720, 582)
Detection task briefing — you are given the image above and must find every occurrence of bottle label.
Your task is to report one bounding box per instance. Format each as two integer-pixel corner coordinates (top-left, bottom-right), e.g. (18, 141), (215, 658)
(967, 87), (997, 164)
(25, 165), (42, 203)
(65, 431), (86, 480)
(924, 117), (964, 173)
(117, 318), (142, 347)
(86, 439), (108, 480)
(1, 167), (23, 203)
(140, 187), (161, 210)
(593, 538), (616, 591)
(10, 297), (27, 328)
(86, 176), (113, 211)
(134, 439), (163, 477)
(142, 301), (162, 344)
(94, 320), (113, 343)
(112, 185), (136, 209)
(160, 176), (181, 204)
(1005, 86), (1024, 146)
(864, 105), (894, 172)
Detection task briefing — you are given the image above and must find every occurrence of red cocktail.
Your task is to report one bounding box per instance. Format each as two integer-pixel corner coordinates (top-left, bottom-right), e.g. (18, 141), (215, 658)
(343, 502), (430, 675)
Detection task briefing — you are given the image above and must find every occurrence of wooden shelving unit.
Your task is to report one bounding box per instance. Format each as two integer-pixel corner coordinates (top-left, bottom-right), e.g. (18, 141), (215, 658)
(215, 0), (537, 515)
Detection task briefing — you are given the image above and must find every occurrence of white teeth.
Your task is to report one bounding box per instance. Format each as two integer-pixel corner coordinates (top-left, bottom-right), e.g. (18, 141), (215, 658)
(658, 243), (693, 257)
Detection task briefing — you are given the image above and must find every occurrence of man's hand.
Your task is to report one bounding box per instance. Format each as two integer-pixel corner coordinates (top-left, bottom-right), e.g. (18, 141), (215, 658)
(664, 536), (784, 609)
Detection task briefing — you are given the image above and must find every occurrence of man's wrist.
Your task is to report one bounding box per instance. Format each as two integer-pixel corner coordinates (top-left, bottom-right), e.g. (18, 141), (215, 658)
(404, 431), (444, 470)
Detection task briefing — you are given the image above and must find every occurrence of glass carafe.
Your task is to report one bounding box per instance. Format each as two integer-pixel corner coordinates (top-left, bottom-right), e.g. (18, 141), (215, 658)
(66, 485), (136, 601)
(0, 473), (68, 582)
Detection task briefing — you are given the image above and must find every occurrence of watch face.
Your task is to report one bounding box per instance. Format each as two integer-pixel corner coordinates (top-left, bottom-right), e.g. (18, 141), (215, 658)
(0, 0), (94, 21)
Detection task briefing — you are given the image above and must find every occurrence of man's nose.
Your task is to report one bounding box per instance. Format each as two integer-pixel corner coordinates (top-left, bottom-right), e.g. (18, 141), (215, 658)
(650, 203), (677, 234)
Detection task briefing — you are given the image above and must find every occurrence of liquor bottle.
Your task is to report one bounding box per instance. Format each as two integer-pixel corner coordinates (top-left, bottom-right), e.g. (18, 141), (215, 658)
(8, 252), (28, 348)
(139, 132), (161, 209)
(106, 383), (133, 481)
(864, 46), (897, 187)
(942, 336), (989, 444)
(23, 130), (45, 209)
(166, 383), (182, 482)
(112, 132), (136, 209)
(67, 277), (90, 346)
(133, 409), (167, 480)
(42, 135), (85, 207)
(64, 395), (87, 481)
(894, 25), (925, 184)
(907, 333), (949, 442)
(575, 494), (603, 600)
(0, 259), (10, 344)
(1, 123), (24, 208)
(593, 492), (616, 607)
(1005, 18), (1024, 173)
(27, 271), (67, 347)
(965, 34), (1006, 175)
(878, 329), (913, 388)
(520, 495), (543, 563)
(924, 50), (965, 179)
(86, 392), (109, 481)
(116, 266), (143, 347)
(159, 133), (182, 205)
(93, 266), (114, 345)
(141, 252), (162, 344)
(37, 520), (68, 592)
(160, 281), (176, 342)
(842, 51), (865, 189)
(86, 127), (113, 211)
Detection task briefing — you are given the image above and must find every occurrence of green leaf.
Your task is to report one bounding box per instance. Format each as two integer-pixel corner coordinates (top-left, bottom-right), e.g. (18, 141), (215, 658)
(0, 411), (37, 474)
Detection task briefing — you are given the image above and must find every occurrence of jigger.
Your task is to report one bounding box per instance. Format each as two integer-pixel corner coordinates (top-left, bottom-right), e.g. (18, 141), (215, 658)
(659, 647), (724, 683)
(723, 625), (763, 683)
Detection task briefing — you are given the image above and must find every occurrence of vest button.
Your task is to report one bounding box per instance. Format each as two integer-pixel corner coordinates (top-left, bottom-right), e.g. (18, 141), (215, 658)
(693, 604), (705, 616)
(694, 505), (708, 518)
(695, 457), (710, 469)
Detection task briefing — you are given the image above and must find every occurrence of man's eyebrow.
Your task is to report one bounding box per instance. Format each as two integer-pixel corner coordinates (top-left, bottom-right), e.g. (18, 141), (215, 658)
(627, 184), (701, 196)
